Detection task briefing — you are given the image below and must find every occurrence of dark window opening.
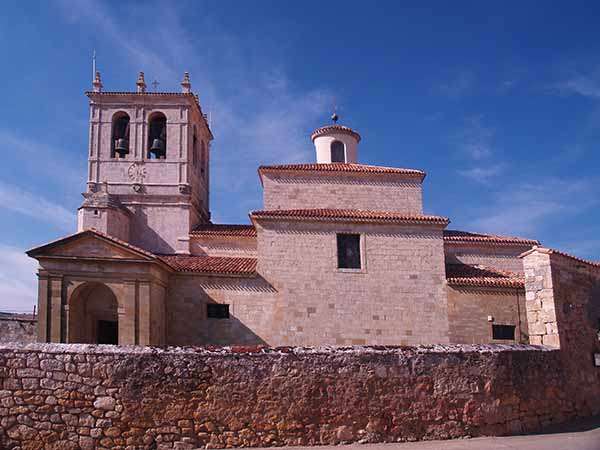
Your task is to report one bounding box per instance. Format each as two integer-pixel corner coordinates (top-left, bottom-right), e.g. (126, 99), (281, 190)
(337, 233), (361, 269)
(492, 324), (515, 340)
(148, 113), (167, 159)
(93, 209), (99, 216)
(207, 303), (229, 319)
(201, 141), (206, 175)
(331, 140), (345, 163)
(97, 320), (118, 344)
(111, 113), (130, 158)
(192, 131), (198, 167)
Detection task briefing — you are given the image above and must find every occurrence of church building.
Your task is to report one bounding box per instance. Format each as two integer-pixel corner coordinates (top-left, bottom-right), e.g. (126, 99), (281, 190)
(27, 72), (537, 347)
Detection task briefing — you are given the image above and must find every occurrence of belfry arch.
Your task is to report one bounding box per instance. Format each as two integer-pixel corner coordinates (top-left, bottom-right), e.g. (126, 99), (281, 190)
(68, 282), (119, 344)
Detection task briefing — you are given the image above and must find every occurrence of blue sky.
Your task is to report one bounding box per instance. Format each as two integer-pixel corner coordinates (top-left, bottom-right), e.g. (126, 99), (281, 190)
(1, 1), (600, 310)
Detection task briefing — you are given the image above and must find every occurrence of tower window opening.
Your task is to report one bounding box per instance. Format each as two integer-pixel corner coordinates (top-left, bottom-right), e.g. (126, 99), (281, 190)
(148, 113), (167, 159)
(111, 112), (130, 158)
(200, 141), (206, 175)
(331, 140), (346, 163)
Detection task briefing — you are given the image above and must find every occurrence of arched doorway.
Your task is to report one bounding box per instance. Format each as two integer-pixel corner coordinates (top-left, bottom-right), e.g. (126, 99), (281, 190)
(68, 282), (119, 344)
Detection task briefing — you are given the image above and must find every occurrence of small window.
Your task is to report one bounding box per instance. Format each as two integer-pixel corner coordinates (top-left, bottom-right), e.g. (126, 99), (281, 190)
(492, 324), (515, 340)
(207, 303), (229, 319)
(331, 140), (345, 163)
(337, 234), (361, 269)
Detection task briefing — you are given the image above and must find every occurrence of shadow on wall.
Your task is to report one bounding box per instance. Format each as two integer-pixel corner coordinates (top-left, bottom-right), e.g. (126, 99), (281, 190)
(201, 297), (268, 346)
(129, 205), (173, 254)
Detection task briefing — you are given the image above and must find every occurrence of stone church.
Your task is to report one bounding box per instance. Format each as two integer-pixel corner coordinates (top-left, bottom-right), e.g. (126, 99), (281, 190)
(27, 72), (538, 347)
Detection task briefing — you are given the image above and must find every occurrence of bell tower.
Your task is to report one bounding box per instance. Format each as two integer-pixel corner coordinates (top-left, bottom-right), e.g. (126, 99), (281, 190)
(79, 71), (213, 254)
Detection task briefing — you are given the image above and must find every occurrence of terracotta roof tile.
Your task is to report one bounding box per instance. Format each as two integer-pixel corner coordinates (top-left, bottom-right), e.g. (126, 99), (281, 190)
(446, 264), (524, 288)
(258, 163), (425, 178)
(444, 229), (539, 246)
(159, 255), (257, 275)
(191, 224), (256, 237)
(251, 209), (449, 225)
(310, 124), (361, 142)
(519, 246), (600, 268)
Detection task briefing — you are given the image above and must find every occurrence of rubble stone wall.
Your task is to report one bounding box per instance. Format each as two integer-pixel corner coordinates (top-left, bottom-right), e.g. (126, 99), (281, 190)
(0, 343), (597, 450)
(0, 318), (37, 344)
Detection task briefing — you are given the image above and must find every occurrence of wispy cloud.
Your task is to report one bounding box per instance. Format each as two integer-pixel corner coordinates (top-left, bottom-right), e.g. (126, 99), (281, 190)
(0, 245), (37, 311)
(458, 164), (504, 184)
(0, 129), (83, 190)
(455, 115), (495, 160)
(557, 74), (600, 100)
(466, 177), (598, 238)
(0, 182), (75, 232)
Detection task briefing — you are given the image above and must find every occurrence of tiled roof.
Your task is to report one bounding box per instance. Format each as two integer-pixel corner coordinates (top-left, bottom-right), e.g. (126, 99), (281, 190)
(519, 246), (600, 268)
(446, 264), (524, 288)
(258, 163), (425, 178)
(311, 124), (361, 142)
(191, 224), (257, 237)
(444, 230), (539, 246)
(159, 255), (257, 275)
(251, 209), (449, 225)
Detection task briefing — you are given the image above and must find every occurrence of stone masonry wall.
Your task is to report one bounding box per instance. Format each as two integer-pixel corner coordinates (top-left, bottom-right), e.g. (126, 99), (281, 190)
(447, 286), (528, 344)
(1, 343), (598, 450)
(261, 173), (424, 214)
(0, 318), (37, 344)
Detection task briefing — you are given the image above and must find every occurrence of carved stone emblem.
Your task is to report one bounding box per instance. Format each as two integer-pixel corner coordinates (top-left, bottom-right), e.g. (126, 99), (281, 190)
(178, 184), (191, 195)
(128, 162), (146, 183)
(132, 183), (144, 193)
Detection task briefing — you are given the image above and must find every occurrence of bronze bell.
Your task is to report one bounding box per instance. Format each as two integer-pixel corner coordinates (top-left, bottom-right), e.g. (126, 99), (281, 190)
(114, 138), (129, 156)
(150, 138), (165, 158)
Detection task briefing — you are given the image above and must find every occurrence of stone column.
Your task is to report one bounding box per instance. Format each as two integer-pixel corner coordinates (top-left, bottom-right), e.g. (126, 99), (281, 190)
(49, 276), (64, 343)
(522, 248), (560, 347)
(138, 281), (151, 345)
(36, 272), (49, 342)
(118, 281), (138, 345)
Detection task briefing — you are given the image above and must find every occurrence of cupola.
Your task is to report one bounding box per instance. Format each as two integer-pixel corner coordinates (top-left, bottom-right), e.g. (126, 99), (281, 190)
(311, 113), (361, 164)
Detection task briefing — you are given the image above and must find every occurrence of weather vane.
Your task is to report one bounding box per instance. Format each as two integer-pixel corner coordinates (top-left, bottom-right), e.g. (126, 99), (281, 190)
(331, 101), (339, 124)
(151, 80), (160, 92)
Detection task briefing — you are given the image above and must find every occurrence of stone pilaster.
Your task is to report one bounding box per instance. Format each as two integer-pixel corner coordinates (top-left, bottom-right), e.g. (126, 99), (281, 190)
(118, 281), (138, 345)
(36, 273), (49, 342)
(138, 281), (151, 345)
(49, 276), (64, 343)
(522, 248), (560, 347)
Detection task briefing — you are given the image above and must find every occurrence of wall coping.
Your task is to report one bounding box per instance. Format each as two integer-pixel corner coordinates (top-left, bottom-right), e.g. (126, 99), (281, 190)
(0, 342), (557, 357)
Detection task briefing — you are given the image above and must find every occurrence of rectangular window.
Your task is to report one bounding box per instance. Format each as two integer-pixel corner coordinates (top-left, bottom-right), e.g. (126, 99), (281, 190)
(337, 234), (361, 269)
(207, 303), (229, 319)
(492, 324), (515, 340)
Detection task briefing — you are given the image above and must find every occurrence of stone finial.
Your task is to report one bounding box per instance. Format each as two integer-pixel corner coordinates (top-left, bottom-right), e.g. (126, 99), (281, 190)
(92, 71), (103, 93)
(136, 72), (147, 93)
(181, 72), (192, 93)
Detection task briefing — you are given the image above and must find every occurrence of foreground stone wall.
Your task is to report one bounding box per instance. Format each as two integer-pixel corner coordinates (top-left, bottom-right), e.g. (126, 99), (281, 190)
(0, 343), (598, 450)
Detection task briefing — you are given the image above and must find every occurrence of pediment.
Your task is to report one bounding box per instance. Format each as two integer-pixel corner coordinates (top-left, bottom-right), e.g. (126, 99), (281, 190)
(27, 230), (154, 261)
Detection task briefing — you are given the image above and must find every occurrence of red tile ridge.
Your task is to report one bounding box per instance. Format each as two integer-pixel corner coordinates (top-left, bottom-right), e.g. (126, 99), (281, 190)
(158, 255), (257, 275)
(191, 223), (257, 237)
(258, 163), (425, 179)
(519, 246), (600, 268)
(310, 124), (361, 142)
(250, 209), (449, 226)
(444, 229), (539, 246)
(446, 263), (524, 288)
